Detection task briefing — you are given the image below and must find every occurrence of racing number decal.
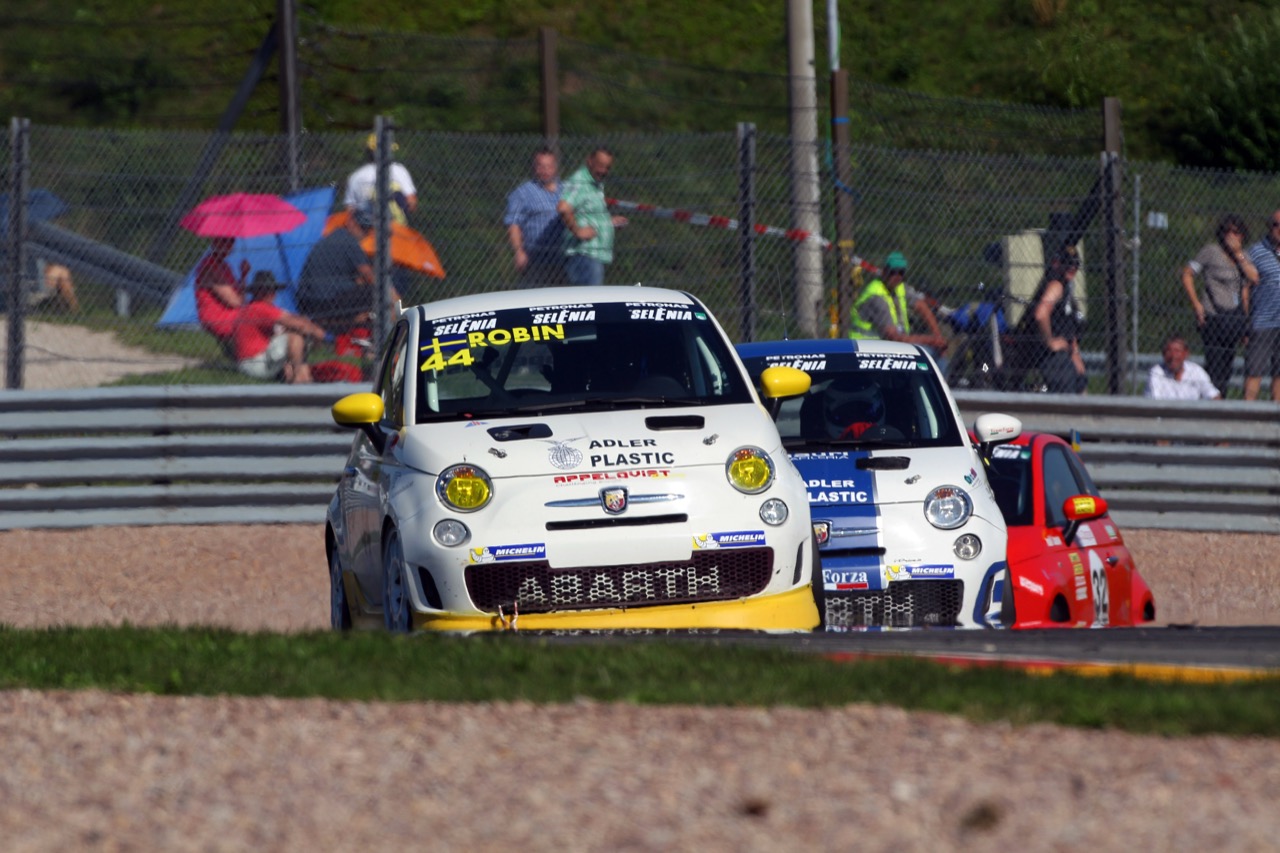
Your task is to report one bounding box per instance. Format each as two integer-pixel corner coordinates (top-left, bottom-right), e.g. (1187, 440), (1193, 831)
(1087, 549), (1109, 627)
(420, 347), (475, 372)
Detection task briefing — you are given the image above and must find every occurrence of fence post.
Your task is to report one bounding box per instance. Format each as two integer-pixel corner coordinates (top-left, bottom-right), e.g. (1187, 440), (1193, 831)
(277, 0), (301, 192)
(539, 27), (560, 150)
(1102, 97), (1127, 395)
(737, 122), (757, 343)
(6, 117), (29, 390)
(786, 0), (823, 338)
(830, 69), (853, 338)
(372, 116), (394, 356)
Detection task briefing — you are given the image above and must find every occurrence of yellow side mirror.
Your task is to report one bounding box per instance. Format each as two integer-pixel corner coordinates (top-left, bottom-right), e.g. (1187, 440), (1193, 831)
(332, 392), (384, 428)
(759, 365), (811, 400)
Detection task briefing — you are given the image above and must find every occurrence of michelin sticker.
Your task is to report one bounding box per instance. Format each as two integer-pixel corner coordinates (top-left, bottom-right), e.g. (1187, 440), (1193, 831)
(694, 531), (766, 549)
(470, 543), (547, 563)
(885, 564), (955, 581)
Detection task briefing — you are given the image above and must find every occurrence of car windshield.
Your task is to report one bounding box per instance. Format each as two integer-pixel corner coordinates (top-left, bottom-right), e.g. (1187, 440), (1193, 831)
(985, 443), (1034, 526)
(741, 350), (964, 450)
(415, 300), (753, 420)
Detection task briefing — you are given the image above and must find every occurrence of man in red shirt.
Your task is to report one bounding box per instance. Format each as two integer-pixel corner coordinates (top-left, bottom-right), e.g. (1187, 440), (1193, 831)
(195, 236), (249, 344)
(232, 271), (328, 384)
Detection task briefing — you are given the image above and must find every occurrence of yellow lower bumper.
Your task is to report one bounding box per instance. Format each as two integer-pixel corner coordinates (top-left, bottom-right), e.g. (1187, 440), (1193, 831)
(414, 584), (820, 632)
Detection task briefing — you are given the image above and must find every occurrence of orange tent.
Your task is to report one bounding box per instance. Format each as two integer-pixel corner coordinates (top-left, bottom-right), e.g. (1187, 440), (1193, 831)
(324, 210), (446, 279)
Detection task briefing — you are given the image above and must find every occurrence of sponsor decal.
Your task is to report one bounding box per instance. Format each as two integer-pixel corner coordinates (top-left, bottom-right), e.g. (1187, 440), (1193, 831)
(1018, 575), (1045, 596)
(1076, 586), (1088, 601)
(429, 314), (498, 336)
(471, 543), (547, 563)
(625, 302), (694, 321)
(1045, 534), (1064, 547)
(963, 467), (979, 485)
(530, 306), (596, 324)
(992, 444), (1022, 459)
(806, 478), (870, 504)
(1075, 523), (1097, 548)
(464, 420), (488, 427)
(589, 438), (657, 448)
(554, 469), (672, 484)
(762, 355), (828, 371)
(693, 530), (767, 549)
(792, 451), (853, 461)
(1104, 524), (1117, 540)
(885, 564), (955, 581)
(591, 451), (677, 467)
(545, 437), (586, 470)
(1070, 495), (1099, 517)
(855, 356), (926, 371)
(823, 569), (870, 590)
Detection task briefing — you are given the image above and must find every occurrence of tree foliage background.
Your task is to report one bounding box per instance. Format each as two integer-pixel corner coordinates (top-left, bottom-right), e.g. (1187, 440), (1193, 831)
(1, 0), (1278, 168)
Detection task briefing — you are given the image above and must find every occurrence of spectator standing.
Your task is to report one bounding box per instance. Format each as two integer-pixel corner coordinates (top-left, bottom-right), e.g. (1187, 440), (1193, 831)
(297, 205), (392, 333)
(1145, 333), (1221, 400)
(232, 271), (327, 384)
(558, 147), (628, 285)
(1180, 213), (1257, 396)
(344, 134), (418, 226)
(194, 236), (249, 347)
(504, 147), (566, 287)
(1011, 245), (1088, 394)
(847, 251), (948, 354)
(1244, 210), (1280, 401)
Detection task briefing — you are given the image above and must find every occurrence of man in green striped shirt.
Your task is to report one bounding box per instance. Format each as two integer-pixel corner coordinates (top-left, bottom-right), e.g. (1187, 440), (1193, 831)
(557, 147), (629, 285)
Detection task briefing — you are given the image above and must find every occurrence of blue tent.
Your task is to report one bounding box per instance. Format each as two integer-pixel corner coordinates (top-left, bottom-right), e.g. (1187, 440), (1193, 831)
(157, 186), (335, 327)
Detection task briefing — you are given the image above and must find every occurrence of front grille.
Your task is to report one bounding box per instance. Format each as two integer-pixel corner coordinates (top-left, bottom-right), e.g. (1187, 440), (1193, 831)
(465, 548), (774, 613)
(824, 580), (964, 628)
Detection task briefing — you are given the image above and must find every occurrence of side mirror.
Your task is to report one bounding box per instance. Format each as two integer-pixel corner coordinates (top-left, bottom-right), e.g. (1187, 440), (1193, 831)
(972, 412), (1022, 462)
(759, 365), (811, 400)
(1062, 494), (1108, 546)
(332, 392), (387, 453)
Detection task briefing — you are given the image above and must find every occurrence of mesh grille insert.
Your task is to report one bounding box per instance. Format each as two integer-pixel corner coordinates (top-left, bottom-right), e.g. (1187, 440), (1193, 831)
(824, 580), (964, 628)
(466, 548), (774, 613)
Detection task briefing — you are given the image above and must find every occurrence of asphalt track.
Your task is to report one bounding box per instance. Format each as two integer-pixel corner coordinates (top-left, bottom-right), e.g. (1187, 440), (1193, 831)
(529, 626), (1280, 682)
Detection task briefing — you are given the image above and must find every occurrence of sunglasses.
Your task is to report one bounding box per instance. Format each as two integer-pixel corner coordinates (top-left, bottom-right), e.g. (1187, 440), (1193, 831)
(1270, 221), (1280, 229)
(886, 268), (906, 275)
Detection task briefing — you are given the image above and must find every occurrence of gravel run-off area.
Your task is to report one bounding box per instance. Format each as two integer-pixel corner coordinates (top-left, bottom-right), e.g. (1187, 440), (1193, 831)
(2, 524), (1279, 850)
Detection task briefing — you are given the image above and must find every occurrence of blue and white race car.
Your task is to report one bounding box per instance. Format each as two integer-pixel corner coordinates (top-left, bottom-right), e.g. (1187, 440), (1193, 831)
(737, 338), (1021, 630)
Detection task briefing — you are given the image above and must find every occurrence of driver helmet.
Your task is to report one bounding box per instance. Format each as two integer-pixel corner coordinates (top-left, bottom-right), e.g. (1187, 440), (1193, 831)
(822, 375), (886, 439)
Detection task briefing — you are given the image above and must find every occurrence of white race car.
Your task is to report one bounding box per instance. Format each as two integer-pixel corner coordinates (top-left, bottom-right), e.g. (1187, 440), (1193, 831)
(737, 338), (1021, 630)
(326, 286), (819, 632)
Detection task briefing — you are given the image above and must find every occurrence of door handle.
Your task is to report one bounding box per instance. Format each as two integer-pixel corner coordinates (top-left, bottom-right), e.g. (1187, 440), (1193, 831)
(1106, 555), (1119, 566)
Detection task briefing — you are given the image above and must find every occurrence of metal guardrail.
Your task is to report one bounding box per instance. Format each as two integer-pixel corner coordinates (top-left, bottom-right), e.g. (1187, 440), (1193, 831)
(954, 391), (1280, 535)
(1, 385), (1276, 533)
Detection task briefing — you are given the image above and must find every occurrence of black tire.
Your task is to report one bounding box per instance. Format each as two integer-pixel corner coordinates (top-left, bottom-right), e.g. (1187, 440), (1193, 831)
(329, 547), (353, 631)
(382, 529), (413, 633)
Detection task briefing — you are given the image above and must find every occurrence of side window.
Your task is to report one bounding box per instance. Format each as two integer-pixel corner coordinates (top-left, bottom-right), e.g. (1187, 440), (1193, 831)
(1042, 445), (1084, 527)
(378, 324), (410, 426)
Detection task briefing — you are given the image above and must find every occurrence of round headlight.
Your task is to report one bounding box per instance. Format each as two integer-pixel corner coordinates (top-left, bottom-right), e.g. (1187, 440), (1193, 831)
(953, 533), (982, 560)
(433, 519), (471, 547)
(726, 446), (775, 494)
(436, 464), (493, 512)
(759, 498), (789, 526)
(924, 485), (972, 530)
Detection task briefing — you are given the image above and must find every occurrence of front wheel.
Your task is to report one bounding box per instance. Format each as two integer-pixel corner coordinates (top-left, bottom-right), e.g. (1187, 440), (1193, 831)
(329, 547), (352, 631)
(382, 529), (414, 633)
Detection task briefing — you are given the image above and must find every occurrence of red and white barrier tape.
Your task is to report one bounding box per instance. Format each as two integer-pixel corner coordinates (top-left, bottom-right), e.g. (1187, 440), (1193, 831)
(606, 196), (881, 275)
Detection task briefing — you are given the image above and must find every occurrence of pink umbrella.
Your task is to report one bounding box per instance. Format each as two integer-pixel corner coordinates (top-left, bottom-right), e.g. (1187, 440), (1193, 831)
(180, 192), (306, 238)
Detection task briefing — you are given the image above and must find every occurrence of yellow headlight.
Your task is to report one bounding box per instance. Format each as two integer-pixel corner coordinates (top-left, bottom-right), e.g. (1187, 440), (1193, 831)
(437, 465), (493, 511)
(726, 447), (774, 494)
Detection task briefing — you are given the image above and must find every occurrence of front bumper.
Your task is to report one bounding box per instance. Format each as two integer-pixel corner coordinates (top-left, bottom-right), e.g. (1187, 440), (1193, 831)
(410, 583), (819, 631)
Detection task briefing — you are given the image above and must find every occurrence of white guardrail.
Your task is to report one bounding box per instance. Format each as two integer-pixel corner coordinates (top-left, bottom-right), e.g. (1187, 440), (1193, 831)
(0, 385), (1277, 533)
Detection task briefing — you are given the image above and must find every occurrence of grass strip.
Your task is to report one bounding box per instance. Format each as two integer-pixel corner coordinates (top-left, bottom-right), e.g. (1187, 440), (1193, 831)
(2, 625), (1279, 737)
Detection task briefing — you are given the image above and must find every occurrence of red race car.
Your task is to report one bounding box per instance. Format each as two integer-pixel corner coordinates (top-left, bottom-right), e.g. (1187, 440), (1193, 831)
(982, 431), (1156, 628)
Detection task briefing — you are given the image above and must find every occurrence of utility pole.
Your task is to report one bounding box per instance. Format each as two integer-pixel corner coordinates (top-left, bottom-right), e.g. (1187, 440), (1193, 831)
(787, 0), (823, 338)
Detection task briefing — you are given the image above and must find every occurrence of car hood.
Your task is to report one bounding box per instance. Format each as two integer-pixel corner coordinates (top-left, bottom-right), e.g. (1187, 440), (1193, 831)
(790, 446), (988, 510)
(396, 404), (783, 478)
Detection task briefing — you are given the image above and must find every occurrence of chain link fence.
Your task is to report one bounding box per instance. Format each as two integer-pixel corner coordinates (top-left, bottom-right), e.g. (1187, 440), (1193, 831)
(4, 117), (1279, 397)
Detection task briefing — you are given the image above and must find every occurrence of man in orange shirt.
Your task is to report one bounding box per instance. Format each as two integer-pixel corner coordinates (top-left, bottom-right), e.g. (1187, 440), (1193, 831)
(232, 271), (328, 384)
